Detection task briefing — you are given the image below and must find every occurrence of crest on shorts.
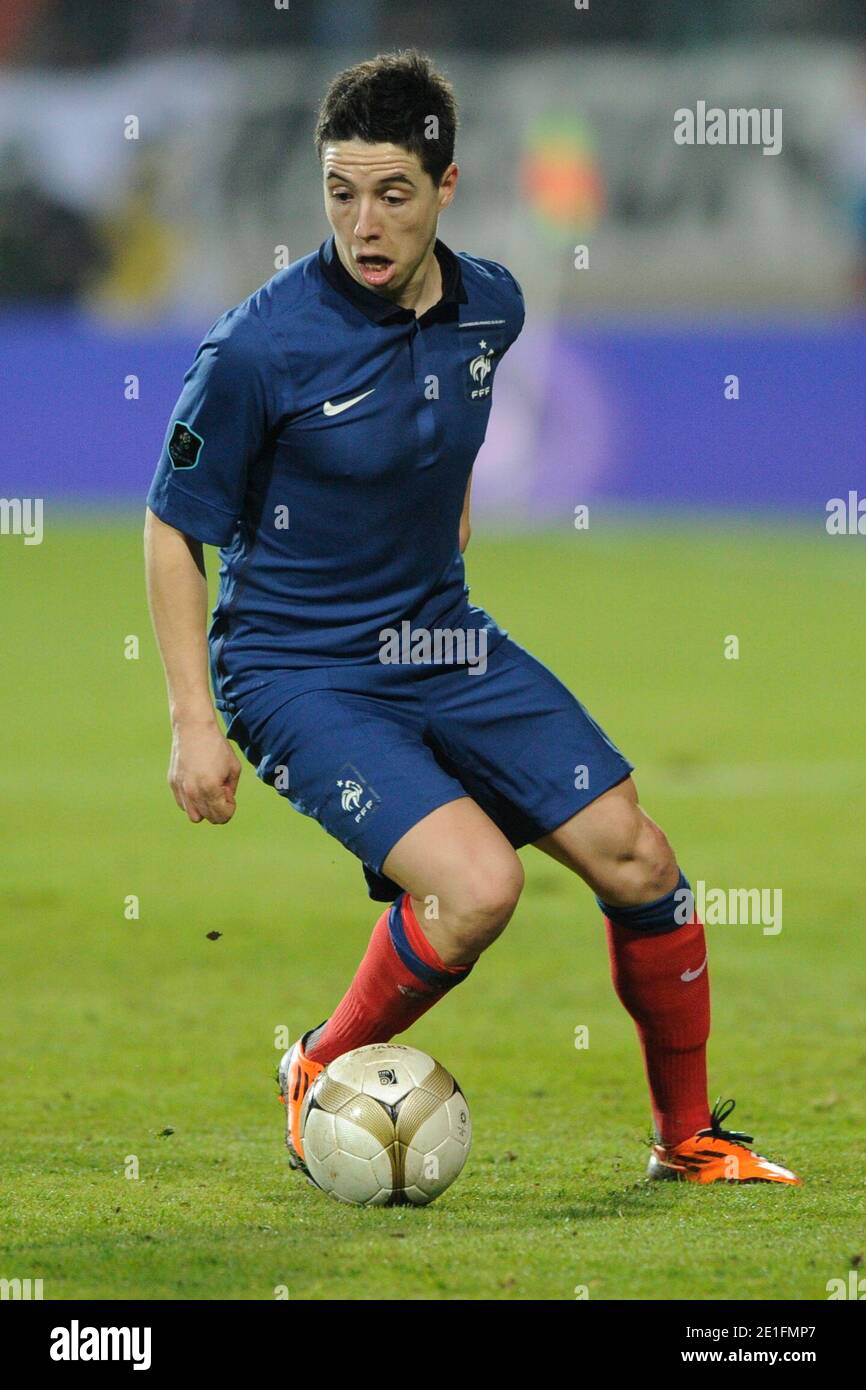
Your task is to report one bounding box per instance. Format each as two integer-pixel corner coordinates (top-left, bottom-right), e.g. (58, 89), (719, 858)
(168, 420), (203, 470)
(336, 763), (380, 824)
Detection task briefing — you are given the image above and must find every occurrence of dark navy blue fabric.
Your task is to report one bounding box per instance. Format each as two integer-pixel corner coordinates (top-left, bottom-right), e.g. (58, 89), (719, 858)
(386, 899), (473, 990)
(226, 635), (633, 900)
(597, 870), (692, 934)
(146, 235), (525, 712)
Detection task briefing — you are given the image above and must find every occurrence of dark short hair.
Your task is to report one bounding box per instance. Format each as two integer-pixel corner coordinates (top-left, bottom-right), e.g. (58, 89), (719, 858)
(314, 49), (458, 184)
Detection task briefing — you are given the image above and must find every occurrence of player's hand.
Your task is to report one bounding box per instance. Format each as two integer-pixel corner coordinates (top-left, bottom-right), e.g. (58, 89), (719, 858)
(168, 718), (241, 824)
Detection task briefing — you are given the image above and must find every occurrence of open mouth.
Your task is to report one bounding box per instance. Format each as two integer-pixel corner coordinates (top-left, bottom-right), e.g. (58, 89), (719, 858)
(355, 253), (396, 287)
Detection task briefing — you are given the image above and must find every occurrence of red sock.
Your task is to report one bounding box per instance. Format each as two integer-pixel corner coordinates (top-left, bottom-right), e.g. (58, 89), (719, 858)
(306, 894), (473, 1066)
(605, 917), (711, 1147)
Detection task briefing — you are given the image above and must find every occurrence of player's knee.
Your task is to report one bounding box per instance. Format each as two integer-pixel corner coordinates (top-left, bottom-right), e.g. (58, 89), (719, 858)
(449, 853), (524, 955)
(625, 811), (681, 900)
(607, 806), (678, 903)
(634, 819), (678, 900)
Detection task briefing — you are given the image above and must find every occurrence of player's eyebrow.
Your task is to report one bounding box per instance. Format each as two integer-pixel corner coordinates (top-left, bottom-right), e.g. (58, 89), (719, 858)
(375, 173), (416, 187)
(326, 170), (417, 188)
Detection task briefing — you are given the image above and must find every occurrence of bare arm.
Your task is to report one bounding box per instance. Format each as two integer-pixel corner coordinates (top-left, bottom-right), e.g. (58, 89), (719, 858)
(144, 507), (241, 824)
(459, 471), (472, 553)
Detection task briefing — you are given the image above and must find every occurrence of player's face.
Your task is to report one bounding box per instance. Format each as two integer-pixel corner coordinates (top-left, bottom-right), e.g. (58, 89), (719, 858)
(323, 140), (457, 300)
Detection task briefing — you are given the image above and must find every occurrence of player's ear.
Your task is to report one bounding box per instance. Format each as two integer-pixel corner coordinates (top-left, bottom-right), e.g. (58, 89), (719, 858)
(437, 163), (459, 211)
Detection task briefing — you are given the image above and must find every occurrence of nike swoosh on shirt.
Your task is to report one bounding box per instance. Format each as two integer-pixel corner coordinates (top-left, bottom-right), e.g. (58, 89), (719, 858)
(322, 389), (375, 416)
(680, 954), (708, 983)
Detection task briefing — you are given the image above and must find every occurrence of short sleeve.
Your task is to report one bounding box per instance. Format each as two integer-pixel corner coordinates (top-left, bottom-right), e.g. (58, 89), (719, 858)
(147, 313), (274, 546)
(501, 267), (525, 350)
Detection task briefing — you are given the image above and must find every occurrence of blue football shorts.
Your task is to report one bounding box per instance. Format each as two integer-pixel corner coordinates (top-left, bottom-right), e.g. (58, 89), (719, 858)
(223, 635), (633, 901)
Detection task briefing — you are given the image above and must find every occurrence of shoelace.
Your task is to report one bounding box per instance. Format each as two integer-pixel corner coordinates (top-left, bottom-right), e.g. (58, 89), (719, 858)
(696, 1097), (754, 1147)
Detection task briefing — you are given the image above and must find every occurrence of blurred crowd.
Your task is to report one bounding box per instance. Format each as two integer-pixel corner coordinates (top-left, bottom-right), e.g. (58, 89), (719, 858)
(2, 0), (865, 309)
(1, 0), (864, 66)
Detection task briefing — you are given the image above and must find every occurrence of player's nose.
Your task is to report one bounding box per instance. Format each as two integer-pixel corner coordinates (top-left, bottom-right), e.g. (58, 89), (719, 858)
(353, 197), (381, 240)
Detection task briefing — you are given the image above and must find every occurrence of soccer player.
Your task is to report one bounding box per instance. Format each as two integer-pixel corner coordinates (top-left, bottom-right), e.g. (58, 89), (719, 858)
(145, 51), (799, 1186)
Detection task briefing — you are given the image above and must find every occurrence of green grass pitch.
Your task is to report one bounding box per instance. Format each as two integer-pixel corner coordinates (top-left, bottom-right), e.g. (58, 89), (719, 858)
(1, 514), (864, 1300)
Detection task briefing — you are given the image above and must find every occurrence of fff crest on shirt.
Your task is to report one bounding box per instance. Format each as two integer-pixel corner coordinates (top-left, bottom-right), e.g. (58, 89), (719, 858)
(462, 327), (506, 401)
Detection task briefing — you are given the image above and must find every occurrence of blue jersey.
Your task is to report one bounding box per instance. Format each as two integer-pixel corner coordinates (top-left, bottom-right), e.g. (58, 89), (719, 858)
(146, 235), (525, 713)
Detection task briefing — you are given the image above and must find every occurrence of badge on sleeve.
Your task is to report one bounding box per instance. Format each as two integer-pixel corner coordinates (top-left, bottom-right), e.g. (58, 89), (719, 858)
(168, 420), (203, 470)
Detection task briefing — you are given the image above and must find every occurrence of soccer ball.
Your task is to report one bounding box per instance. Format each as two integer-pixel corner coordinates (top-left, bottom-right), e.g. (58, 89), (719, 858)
(301, 1043), (472, 1206)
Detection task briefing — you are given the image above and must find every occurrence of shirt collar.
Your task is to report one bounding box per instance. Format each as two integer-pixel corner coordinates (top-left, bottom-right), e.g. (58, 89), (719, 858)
(318, 234), (467, 323)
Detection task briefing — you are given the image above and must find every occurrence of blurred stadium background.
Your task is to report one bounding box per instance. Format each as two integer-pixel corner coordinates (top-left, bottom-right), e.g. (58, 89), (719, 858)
(2, 0), (864, 517)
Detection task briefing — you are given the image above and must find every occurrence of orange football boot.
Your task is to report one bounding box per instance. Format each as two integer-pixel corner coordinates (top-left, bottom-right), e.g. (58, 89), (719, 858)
(647, 1098), (801, 1185)
(277, 1026), (326, 1179)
